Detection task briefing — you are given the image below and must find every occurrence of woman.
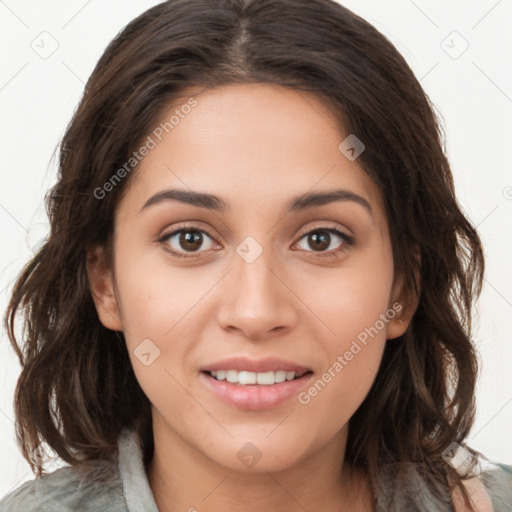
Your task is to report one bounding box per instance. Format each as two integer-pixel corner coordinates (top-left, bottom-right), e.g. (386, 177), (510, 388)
(1, 0), (511, 510)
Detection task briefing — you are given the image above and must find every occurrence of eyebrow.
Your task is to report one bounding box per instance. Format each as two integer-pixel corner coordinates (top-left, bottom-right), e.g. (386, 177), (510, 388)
(140, 188), (373, 217)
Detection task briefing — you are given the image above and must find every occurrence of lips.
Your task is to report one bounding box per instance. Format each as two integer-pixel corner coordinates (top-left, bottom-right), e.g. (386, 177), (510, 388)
(200, 370), (313, 410)
(199, 356), (314, 409)
(199, 356), (311, 375)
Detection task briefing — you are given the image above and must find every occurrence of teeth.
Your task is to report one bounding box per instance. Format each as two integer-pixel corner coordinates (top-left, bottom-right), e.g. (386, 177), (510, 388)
(209, 370), (300, 385)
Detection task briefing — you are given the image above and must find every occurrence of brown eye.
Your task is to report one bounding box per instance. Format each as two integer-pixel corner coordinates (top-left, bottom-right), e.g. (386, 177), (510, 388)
(294, 227), (354, 257)
(178, 230), (203, 252)
(307, 231), (331, 251)
(158, 226), (218, 257)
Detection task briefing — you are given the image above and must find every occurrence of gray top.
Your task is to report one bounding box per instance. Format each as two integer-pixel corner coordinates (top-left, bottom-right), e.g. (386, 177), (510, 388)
(0, 428), (511, 511)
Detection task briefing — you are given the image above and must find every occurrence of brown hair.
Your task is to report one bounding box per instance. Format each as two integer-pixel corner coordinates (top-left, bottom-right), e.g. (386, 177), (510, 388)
(5, 0), (485, 509)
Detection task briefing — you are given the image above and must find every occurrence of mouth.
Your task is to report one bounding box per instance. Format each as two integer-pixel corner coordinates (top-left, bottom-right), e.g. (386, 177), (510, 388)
(202, 369), (313, 386)
(199, 368), (314, 410)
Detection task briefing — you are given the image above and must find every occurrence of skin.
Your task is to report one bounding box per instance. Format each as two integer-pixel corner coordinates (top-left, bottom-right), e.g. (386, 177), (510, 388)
(87, 83), (416, 512)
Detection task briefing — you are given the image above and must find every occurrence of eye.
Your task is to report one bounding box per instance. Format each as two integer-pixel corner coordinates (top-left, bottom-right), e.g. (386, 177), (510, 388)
(293, 226), (354, 258)
(157, 225), (219, 258)
(157, 224), (354, 260)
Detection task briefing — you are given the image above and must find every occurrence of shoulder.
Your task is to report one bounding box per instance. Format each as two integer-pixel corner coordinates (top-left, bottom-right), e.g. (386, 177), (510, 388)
(0, 464), (128, 512)
(373, 460), (512, 511)
(480, 462), (512, 512)
(452, 462), (512, 512)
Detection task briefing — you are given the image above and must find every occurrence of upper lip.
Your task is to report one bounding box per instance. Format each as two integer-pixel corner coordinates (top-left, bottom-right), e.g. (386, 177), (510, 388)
(200, 356), (312, 376)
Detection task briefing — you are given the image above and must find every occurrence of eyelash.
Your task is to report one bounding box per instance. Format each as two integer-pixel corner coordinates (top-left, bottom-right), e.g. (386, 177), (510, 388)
(157, 224), (354, 260)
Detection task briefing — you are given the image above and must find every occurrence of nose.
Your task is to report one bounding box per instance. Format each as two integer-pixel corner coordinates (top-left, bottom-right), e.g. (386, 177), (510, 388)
(216, 243), (298, 340)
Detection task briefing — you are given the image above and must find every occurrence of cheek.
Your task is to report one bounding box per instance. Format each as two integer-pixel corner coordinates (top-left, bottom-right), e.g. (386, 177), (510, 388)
(291, 249), (392, 425)
(295, 337), (386, 450)
(112, 235), (244, 411)
(297, 277), (389, 432)
(114, 258), (206, 420)
(113, 233), (214, 341)
(294, 250), (395, 344)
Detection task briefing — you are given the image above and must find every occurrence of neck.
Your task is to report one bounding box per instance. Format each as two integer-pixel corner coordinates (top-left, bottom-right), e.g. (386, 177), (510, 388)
(147, 413), (374, 512)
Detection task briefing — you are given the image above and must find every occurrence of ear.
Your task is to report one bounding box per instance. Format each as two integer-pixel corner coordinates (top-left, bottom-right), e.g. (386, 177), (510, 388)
(86, 245), (123, 331)
(386, 247), (421, 340)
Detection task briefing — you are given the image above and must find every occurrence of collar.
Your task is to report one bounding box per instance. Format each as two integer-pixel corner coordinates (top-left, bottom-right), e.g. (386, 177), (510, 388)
(117, 428), (159, 512)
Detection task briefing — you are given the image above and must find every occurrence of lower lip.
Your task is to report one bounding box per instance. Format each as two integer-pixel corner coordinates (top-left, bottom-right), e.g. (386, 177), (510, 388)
(199, 371), (313, 410)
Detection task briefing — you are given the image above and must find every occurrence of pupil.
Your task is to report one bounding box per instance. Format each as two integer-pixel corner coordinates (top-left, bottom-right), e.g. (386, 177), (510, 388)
(180, 231), (202, 251)
(310, 231), (330, 251)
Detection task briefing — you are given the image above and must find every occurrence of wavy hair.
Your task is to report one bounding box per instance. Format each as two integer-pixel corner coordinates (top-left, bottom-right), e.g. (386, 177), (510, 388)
(5, 0), (485, 509)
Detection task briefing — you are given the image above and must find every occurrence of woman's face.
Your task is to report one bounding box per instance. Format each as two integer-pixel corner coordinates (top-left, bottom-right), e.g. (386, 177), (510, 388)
(88, 83), (409, 473)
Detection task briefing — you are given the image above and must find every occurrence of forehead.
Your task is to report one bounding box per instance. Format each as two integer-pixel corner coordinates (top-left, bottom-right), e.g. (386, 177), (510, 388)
(121, 83), (387, 226)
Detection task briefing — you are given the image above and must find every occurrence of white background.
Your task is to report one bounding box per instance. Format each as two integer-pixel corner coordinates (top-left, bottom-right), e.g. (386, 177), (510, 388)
(1, 0), (511, 499)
